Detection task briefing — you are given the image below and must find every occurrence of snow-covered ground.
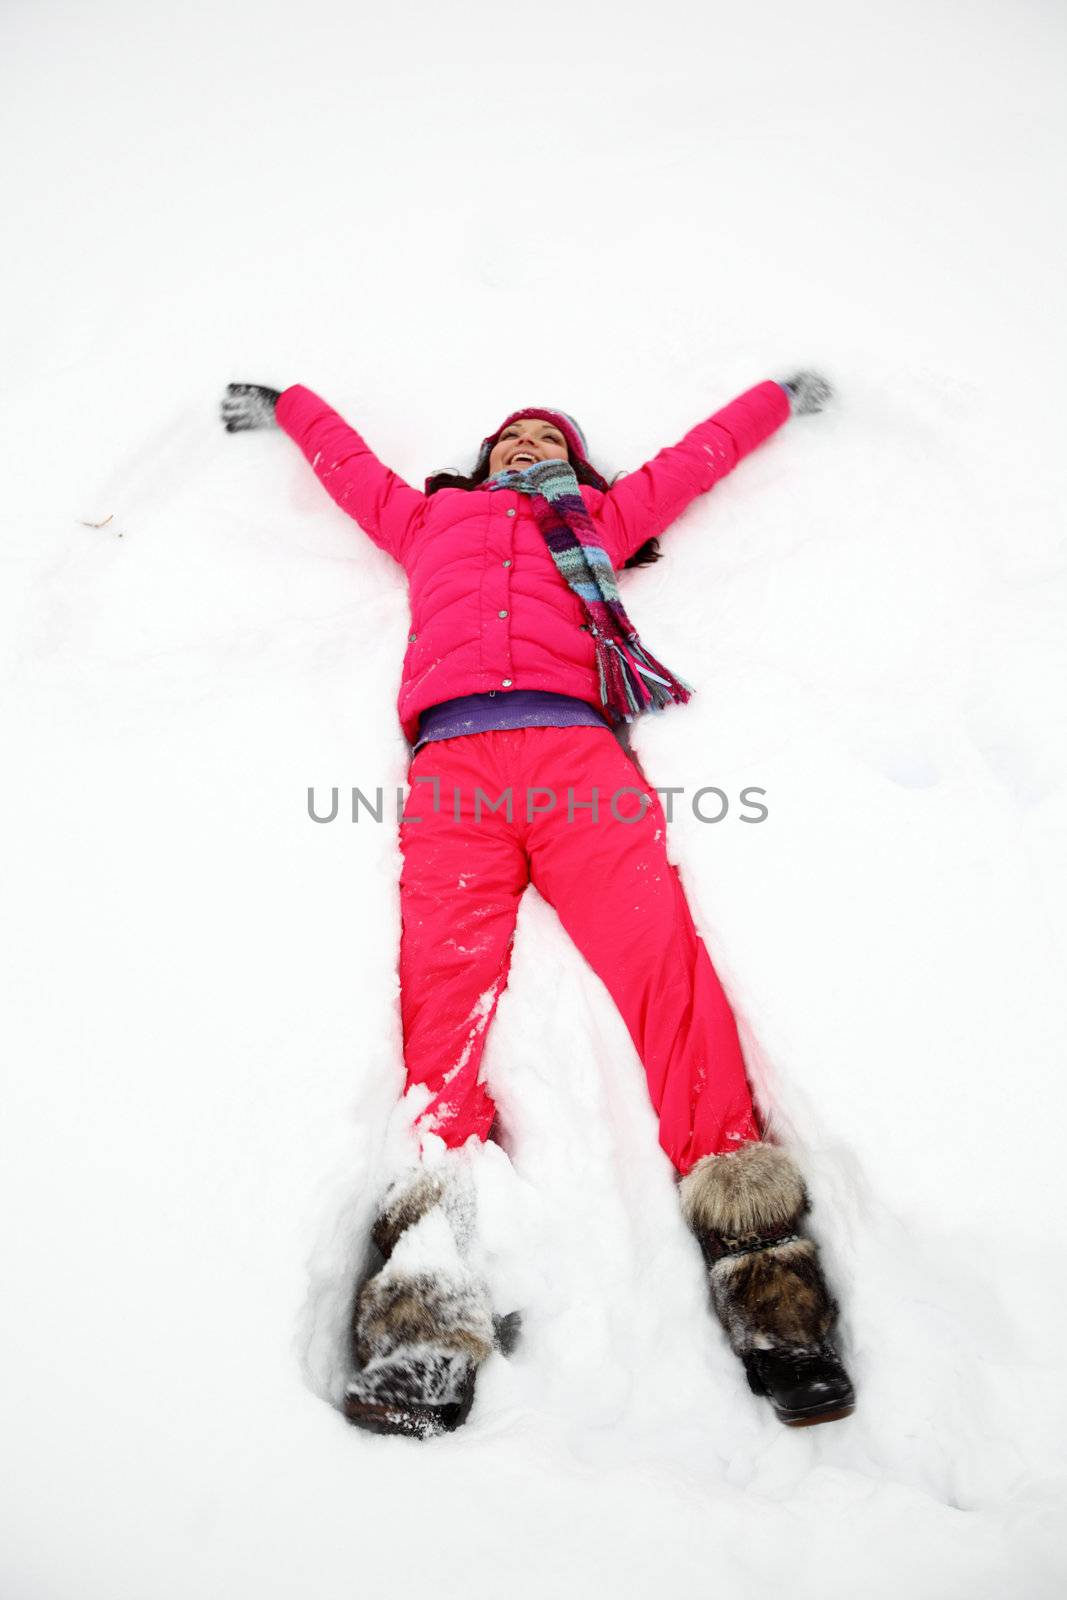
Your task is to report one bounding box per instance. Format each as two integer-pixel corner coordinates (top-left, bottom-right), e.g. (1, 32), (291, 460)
(3, 1), (1066, 1595)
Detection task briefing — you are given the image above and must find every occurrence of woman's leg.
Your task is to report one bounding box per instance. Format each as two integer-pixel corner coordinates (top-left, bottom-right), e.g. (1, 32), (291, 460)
(346, 736), (527, 1437)
(521, 727), (760, 1176)
(399, 735), (529, 1148)
(518, 727), (853, 1425)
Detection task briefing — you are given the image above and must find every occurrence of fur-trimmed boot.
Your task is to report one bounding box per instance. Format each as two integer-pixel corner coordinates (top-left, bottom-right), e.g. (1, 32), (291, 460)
(344, 1157), (496, 1439)
(679, 1143), (856, 1427)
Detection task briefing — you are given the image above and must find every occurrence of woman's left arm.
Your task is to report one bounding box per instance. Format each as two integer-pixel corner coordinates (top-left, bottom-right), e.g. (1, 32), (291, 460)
(597, 373), (829, 566)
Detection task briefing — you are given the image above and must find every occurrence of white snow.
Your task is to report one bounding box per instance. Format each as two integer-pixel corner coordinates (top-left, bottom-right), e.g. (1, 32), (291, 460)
(2, 1), (1066, 1596)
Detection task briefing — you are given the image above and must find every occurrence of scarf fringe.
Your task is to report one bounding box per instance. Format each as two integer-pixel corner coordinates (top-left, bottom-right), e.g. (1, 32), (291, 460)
(593, 633), (693, 724)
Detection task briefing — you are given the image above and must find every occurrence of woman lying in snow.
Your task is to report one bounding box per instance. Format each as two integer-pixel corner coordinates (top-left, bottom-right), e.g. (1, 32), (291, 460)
(222, 372), (856, 1436)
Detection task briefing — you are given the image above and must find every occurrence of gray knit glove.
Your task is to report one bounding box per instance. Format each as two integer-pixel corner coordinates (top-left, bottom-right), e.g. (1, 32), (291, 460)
(221, 383), (282, 432)
(778, 370), (833, 415)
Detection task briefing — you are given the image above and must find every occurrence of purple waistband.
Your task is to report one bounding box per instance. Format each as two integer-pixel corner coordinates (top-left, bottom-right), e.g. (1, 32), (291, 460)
(413, 690), (609, 752)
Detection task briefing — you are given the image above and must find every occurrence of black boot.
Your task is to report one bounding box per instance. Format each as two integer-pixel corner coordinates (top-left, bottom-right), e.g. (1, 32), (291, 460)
(679, 1143), (856, 1427)
(344, 1158), (496, 1439)
(742, 1343), (855, 1427)
(343, 1343), (480, 1438)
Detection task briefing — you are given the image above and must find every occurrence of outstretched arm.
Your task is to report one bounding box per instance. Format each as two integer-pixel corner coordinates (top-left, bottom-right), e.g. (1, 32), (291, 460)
(597, 372), (830, 567)
(220, 382), (425, 564)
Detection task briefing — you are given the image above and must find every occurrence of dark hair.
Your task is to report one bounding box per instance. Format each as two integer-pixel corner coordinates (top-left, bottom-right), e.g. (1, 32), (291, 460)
(425, 456), (662, 569)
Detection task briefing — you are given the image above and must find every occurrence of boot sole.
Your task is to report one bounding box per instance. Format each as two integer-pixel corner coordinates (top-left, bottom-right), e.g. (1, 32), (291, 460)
(777, 1398), (856, 1427)
(342, 1394), (465, 1439)
(343, 1366), (477, 1439)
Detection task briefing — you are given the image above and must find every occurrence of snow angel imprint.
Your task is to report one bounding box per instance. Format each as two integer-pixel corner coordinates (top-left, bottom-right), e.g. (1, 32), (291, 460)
(221, 369), (855, 1437)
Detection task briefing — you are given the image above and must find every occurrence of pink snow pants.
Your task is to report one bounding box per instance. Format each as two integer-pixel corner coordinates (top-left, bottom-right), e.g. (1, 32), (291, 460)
(398, 727), (760, 1176)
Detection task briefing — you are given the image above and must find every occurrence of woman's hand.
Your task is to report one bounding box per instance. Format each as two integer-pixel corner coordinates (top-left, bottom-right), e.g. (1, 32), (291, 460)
(220, 383), (282, 432)
(778, 370), (833, 415)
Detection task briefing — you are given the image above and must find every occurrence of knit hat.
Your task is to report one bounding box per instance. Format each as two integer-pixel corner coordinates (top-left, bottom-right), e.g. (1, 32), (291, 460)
(475, 408), (609, 492)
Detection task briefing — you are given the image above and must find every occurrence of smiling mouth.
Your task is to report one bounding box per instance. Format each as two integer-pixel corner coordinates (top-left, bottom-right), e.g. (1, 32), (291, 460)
(511, 452), (537, 465)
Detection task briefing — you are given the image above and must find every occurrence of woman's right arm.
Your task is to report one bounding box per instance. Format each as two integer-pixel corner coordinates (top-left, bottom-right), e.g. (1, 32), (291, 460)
(221, 382), (425, 563)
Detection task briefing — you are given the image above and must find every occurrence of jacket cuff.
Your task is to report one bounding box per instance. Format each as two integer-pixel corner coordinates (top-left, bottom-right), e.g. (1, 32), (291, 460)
(275, 384), (314, 439)
(713, 380), (792, 461)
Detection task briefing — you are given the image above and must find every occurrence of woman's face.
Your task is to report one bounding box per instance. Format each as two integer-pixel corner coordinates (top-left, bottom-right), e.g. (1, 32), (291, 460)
(487, 417), (569, 476)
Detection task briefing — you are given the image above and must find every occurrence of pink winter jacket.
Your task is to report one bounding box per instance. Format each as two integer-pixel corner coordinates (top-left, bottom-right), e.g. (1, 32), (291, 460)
(276, 382), (791, 744)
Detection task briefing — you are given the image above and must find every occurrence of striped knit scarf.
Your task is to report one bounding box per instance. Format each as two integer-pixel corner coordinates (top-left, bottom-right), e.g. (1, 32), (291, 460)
(488, 458), (693, 725)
